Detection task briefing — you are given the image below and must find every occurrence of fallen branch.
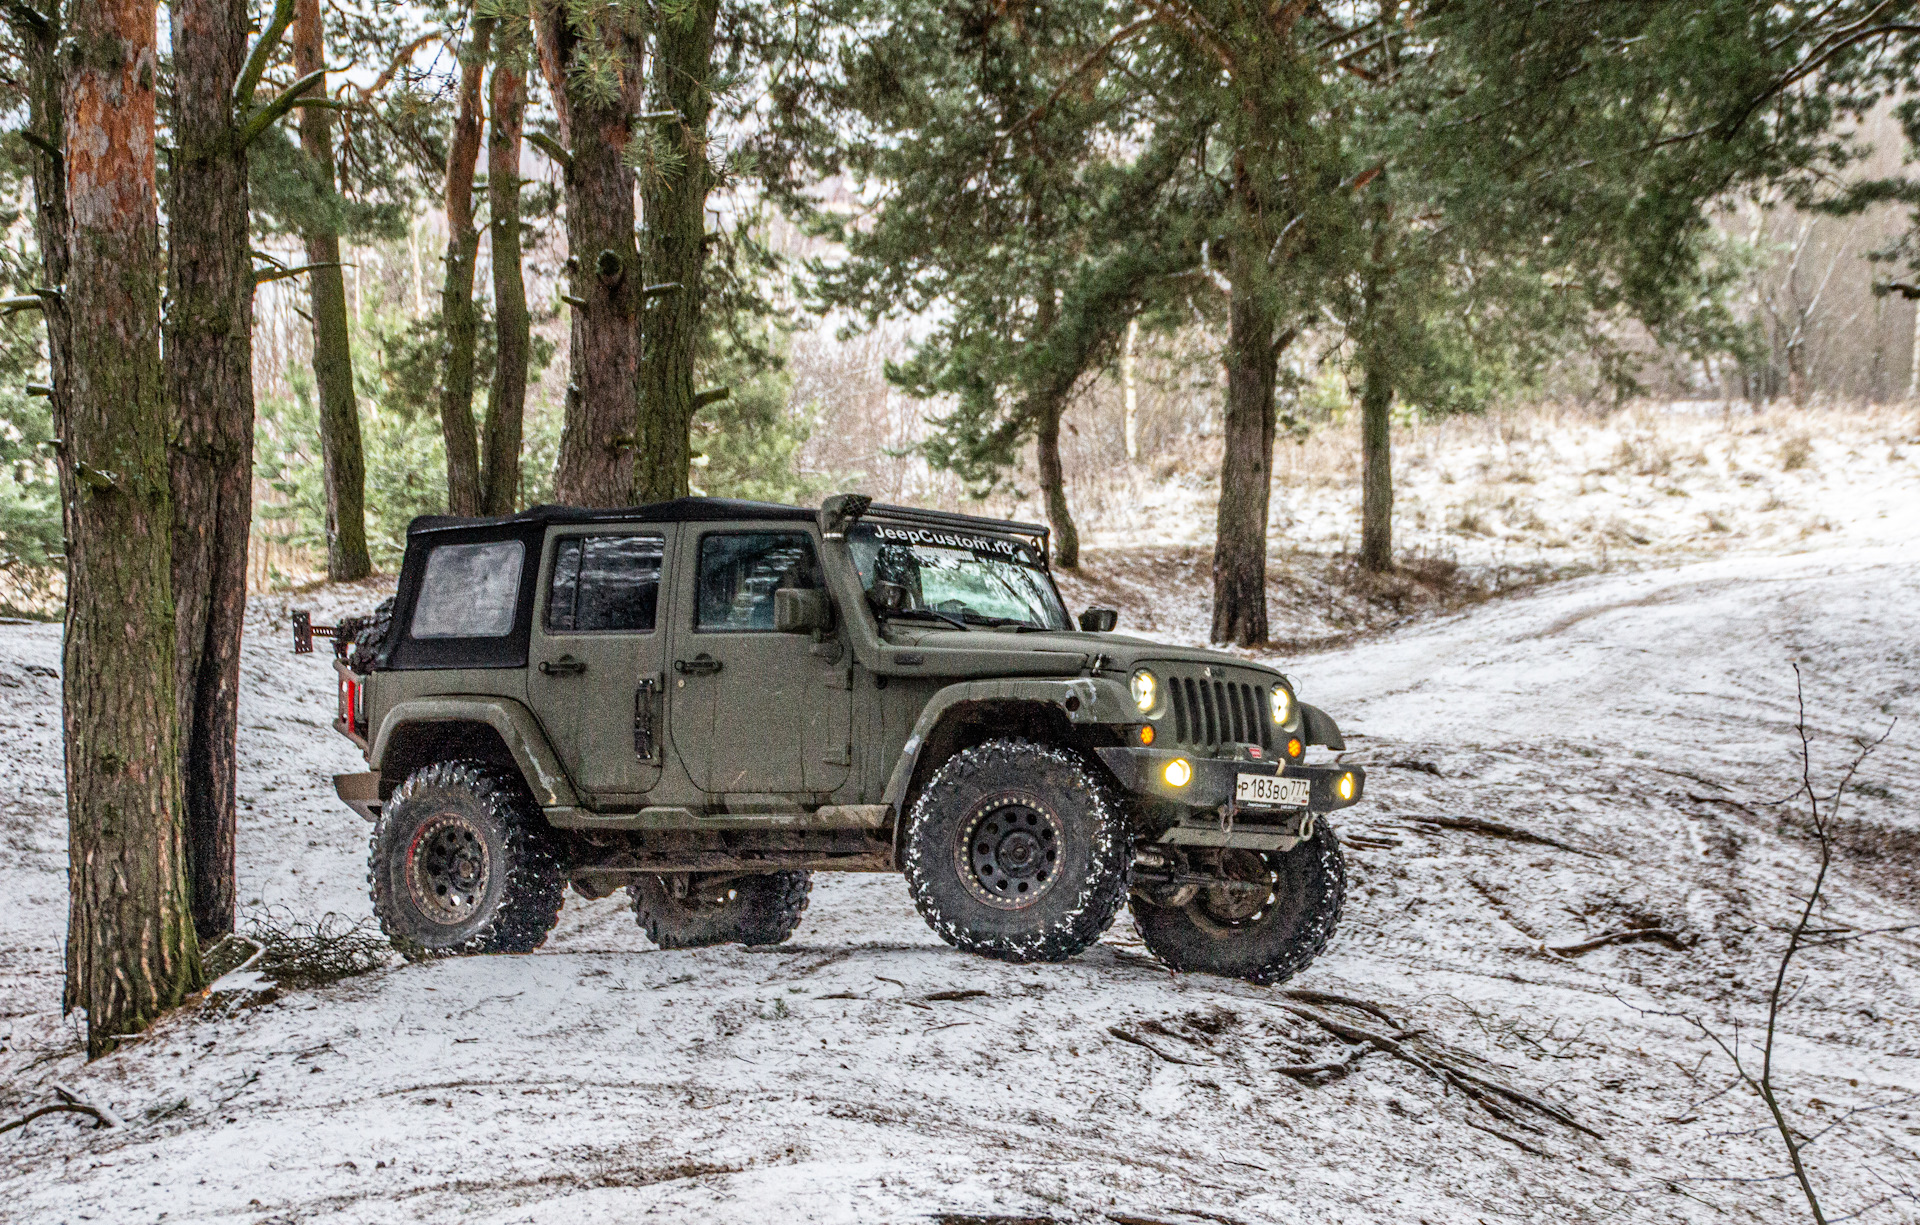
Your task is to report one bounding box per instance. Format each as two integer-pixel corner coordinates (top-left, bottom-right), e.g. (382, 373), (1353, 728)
(1108, 1025), (1205, 1066)
(1273, 1044), (1371, 1081)
(1551, 928), (1687, 956)
(1406, 813), (1596, 856)
(1279, 988), (1397, 1026)
(1686, 792), (1764, 820)
(1465, 1117), (1551, 1157)
(0, 1101), (111, 1135)
(924, 989), (990, 1002)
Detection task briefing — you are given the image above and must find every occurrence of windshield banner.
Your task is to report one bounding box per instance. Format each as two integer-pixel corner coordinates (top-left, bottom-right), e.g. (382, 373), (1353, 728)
(870, 524), (1040, 564)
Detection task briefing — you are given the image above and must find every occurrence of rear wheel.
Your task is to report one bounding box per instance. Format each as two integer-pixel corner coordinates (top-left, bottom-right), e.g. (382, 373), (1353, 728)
(904, 738), (1130, 964)
(1129, 819), (1345, 984)
(369, 760), (566, 956)
(628, 871), (812, 949)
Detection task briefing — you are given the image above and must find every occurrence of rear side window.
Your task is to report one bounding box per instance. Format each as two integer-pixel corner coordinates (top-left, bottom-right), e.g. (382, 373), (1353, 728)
(546, 535), (663, 632)
(696, 532), (819, 631)
(411, 541), (525, 639)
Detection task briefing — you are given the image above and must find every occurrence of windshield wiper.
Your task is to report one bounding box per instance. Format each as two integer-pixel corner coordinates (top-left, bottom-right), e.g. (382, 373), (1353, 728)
(959, 612), (1046, 630)
(882, 606), (969, 631)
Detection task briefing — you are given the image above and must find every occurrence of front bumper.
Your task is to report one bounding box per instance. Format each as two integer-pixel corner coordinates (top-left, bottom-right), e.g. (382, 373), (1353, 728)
(1095, 747), (1364, 812)
(1095, 747), (1365, 853)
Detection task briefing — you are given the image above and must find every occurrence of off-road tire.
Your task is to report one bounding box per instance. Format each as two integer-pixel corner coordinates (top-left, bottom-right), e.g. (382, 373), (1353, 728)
(628, 872), (813, 949)
(369, 760), (566, 956)
(904, 738), (1130, 963)
(1129, 818), (1345, 985)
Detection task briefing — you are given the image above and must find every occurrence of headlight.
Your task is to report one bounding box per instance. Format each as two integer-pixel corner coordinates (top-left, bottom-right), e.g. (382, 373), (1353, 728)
(1270, 685), (1292, 725)
(1130, 669), (1158, 714)
(1163, 758), (1192, 787)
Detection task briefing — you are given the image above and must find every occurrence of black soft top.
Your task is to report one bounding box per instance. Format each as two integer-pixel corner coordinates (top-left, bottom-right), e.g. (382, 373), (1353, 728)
(404, 496), (815, 538)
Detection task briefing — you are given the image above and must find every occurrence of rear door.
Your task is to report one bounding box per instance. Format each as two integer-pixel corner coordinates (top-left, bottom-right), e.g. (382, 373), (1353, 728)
(668, 526), (852, 799)
(525, 527), (669, 803)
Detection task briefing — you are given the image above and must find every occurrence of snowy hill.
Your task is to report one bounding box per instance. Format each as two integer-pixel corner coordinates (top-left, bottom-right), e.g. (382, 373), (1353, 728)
(0, 488), (1916, 1223)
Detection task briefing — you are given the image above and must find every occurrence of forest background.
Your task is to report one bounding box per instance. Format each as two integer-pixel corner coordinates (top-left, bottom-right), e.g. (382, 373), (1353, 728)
(6, 0), (1920, 1063)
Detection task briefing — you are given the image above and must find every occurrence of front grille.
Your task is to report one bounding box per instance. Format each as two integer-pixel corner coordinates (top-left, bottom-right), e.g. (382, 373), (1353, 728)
(1163, 669), (1273, 753)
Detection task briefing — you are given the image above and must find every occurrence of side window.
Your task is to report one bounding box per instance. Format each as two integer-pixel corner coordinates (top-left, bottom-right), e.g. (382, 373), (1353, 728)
(696, 532), (819, 632)
(411, 540), (524, 639)
(546, 535), (663, 632)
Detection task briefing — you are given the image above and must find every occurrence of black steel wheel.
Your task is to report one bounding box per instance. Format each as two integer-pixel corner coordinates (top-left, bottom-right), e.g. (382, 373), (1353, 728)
(628, 871), (812, 949)
(904, 738), (1130, 963)
(368, 760), (565, 956)
(1128, 819), (1345, 985)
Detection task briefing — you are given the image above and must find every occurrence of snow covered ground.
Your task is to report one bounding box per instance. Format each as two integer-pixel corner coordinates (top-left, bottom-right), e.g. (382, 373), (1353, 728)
(1, 463), (1916, 1223)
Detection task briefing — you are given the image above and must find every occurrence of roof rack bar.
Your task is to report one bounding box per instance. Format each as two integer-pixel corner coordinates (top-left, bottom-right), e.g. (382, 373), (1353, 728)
(863, 501), (1050, 542)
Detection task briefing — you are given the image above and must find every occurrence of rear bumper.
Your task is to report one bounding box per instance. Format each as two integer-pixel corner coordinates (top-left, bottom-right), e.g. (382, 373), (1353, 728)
(1094, 747), (1364, 813)
(334, 771), (382, 822)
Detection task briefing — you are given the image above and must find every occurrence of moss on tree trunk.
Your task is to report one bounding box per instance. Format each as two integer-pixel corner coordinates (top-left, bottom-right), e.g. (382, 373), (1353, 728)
(166, 0), (254, 941)
(294, 0), (371, 578)
(61, 0), (204, 1057)
(481, 61), (529, 517)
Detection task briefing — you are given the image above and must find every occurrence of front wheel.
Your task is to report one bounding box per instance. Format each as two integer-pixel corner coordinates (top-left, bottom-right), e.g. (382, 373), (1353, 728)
(904, 738), (1131, 964)
(1129, 819), (1345, 984)
(369, 760), (566, 956)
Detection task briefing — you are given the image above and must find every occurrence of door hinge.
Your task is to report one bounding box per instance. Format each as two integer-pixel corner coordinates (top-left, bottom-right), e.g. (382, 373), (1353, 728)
(822, 746), (851, 767)
(633, 676), (661, 762)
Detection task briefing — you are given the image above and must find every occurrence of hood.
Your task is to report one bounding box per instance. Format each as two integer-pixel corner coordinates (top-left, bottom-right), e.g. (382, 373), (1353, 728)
(883, 625), (1284, 679)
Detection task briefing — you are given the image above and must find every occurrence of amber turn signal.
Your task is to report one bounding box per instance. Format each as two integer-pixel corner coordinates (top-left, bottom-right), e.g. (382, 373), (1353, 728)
(1286, 737), (1303, 758)
(1137, 724), (1155, 746)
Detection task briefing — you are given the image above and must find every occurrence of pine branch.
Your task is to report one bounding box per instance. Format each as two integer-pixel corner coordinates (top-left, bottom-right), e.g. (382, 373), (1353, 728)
(233, 0), (296, 114)
(526, 131), (571, 169)
(236, 69), (327, 150)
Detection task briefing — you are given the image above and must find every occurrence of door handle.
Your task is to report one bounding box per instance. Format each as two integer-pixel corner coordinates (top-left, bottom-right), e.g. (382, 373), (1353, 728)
(673, 654), (723, 677)
(539, 655), (587, 676)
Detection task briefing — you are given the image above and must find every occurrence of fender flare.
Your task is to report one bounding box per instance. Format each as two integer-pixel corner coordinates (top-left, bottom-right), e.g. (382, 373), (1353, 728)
(880, 676), (1134, 815)
(369, 696), (579, 808)
(1300, 702), (1345, 751)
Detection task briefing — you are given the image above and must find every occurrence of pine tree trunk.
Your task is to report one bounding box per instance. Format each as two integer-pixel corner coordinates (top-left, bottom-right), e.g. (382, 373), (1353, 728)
(481, 61), (528, 517)
(538, 8), (641, 508)
(1210, 229), (1280, 647)
(436, 18), (491, 517)
(1034, 394), (1079, 569)
(294, 0), (371, 576)
(166, 0), (253, 942)
(12, 0), (72, 528)
(1358, 346), (1393, 573)
(634, 0), (720, 504)
(61, 0), (203, 1056)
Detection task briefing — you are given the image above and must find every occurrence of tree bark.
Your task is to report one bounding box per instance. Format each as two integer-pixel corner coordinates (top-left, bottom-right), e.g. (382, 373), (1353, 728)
(436, 17), (491, 517)
(634, 0), (720, 504)
(166, 0), (254, 942)
(1358, 190), (1394, 574)
(9, 0), (72, 521)
(61, 0), (203, 1056)
(1033, 393), (1079, 569)
(537, 5), (641, 508)
(481, 61), (529, 516)
(293, 0), (371, 576)
(1210, 224), (1282, 647)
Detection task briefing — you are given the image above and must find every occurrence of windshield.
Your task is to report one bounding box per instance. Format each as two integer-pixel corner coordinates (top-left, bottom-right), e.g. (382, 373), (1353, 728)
(849, 523), (1069, 631)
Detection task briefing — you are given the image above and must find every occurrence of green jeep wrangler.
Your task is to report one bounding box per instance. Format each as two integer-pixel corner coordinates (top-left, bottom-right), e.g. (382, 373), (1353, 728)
(297, 494), (1363, 983)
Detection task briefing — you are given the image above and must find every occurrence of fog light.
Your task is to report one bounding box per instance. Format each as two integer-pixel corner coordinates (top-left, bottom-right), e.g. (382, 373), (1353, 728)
(1286, 737), (1303, 758)
(1337, 772), (1356, 801)
(1163, 758), (1192, 788)
(1138, 725), (1155, 746)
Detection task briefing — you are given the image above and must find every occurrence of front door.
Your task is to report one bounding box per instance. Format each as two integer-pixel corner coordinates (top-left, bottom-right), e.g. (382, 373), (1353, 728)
(526, 527), (669, 803)
(670, 528), (852, 799)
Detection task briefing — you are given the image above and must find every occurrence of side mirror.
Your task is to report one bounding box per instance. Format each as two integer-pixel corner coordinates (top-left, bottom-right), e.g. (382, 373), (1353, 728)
(1078, 607), (1119, 633)
(774, 588), (831, 634)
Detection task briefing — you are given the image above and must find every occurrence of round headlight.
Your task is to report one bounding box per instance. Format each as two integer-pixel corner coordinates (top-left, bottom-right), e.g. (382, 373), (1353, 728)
(1270, 685), (1292, 725)
(1163, 758), (1192, 787)
(1130, 669), (1158, 714)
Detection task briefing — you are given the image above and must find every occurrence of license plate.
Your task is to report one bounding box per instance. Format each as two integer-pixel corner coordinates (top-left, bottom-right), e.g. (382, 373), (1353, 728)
(1235, 773), (1310, 808)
